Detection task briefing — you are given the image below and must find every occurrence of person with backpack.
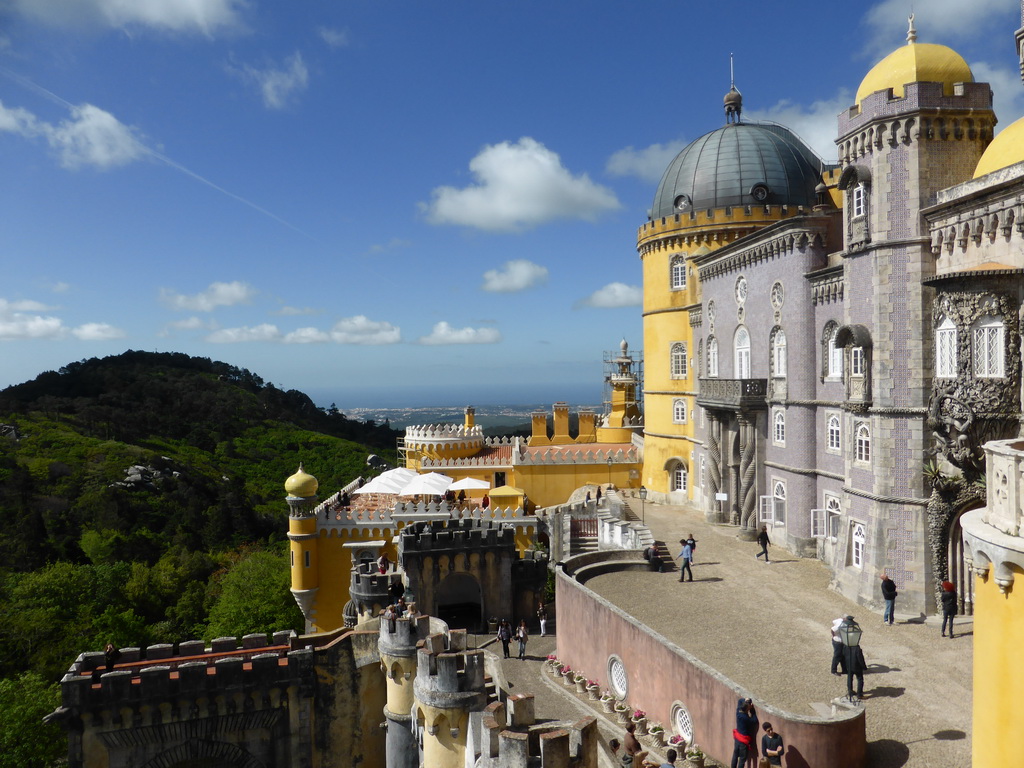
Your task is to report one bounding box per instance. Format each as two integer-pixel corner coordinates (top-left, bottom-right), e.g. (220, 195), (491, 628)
(497, 619), (512, 658)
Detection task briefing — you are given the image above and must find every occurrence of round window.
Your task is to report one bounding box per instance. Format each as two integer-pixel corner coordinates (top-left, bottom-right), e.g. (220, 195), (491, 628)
(608, 655), (628, 699)
(672, 702), (694, 742)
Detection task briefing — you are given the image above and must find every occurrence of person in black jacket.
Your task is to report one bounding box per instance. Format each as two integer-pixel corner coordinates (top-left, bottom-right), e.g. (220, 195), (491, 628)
(941, 581), (957, 638)
(730, 697), (759, 768)
(880, 572), (897, 625)
(755, 526), (771, 562)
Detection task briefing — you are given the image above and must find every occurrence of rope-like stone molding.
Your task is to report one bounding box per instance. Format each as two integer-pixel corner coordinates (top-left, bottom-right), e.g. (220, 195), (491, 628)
(842, 485), (929, 506)
(763, 461), (844, 481)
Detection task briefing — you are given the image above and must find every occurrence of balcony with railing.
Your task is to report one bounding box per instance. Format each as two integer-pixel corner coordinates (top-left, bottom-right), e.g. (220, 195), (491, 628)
(697, 378), (768, 410)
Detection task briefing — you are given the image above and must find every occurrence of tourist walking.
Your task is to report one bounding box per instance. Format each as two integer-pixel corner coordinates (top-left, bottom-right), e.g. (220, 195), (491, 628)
(830, 617), (847, 675)
(497, 619), (512, 659)
(880, 572), (897, 625)
(685, 533), (697, 563)
(730, 697), (759, 768)
(516, 620), (529, 659)
(761, 722), (784, 766)
(843, 634), (867, 699)
(676, 538), (694, 582)
(941, 581), (957, 638)
(755, 526), (771, 562)
(537, 602), (548, 636)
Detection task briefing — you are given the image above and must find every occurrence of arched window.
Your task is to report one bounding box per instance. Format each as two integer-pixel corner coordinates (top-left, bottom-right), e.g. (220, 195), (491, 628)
(851, 346), (866, 377)
(852, 183), (867, 218)
(827, 413), (841, 452)
(671, 342), (688, 379)
(972, 315), (1004, 378)
(672, 463), (688, 493)
(772, 480), (786, 525)
(936, 316), (957, 378)
(734, 326), (750, 379)
(772, 329), (787, 378)
(673, 399), (687, 424)
(707, 336), (719, 378)
(773, 410), (785, 445)
(823, 321), (842, 379)
(855, 423), (871, 463)
(670, 255), (687, 290)
(851, 522), (866, 568)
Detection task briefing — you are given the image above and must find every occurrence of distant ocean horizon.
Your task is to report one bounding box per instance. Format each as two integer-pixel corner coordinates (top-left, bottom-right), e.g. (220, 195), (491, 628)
(304, 383), (603, 412)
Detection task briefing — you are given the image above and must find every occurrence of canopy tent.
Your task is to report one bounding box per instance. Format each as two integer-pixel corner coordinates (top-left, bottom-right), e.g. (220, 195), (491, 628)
(448, 477), (491, 491)
(352, 467), (417, 495)
(396, 472), (453, 497)
(489, 485), (525, 503)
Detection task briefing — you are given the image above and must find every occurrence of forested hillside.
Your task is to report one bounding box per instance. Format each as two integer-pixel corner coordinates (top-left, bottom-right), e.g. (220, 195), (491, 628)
(0, 351), (400, 767)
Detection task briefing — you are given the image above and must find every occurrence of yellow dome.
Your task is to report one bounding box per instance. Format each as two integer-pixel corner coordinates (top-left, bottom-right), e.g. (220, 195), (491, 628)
(856, 42), (973, 105)
(974, 116), (1024, 178)
(285, 464), (318, 497)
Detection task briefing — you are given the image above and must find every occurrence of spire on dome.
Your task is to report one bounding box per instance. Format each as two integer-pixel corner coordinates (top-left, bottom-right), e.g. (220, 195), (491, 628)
(724, 54), (742, 124)
(907, 13), (917, 44)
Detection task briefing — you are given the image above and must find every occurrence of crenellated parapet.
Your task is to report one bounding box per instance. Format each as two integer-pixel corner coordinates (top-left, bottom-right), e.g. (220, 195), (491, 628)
(400, 518), (516, 557)
(637, 206), (800, 254)
(518, 446), (637, 466)
(351, 563), (404, 621)
(473, 698), (599, 768)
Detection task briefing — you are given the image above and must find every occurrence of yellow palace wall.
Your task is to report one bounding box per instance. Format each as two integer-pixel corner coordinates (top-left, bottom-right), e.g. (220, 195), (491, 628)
(510, 462), (637, 509)
(972, 565), (1024, 767)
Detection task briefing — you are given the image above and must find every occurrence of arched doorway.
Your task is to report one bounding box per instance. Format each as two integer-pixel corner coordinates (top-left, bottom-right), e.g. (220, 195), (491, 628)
(436, 572), (482, 630)
(949, 503), (981, 615)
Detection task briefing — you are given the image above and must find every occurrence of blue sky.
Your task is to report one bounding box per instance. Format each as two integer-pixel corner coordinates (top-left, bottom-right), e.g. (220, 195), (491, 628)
(1, 0), (1021, 407)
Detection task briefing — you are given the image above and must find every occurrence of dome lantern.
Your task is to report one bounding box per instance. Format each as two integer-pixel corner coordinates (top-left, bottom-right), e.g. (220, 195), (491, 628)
(285, 463), (319, 498)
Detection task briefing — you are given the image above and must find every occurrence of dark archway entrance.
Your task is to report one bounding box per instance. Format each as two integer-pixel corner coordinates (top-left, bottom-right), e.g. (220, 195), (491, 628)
(436, 572), (482, 630)
(948, 503), (981, 615)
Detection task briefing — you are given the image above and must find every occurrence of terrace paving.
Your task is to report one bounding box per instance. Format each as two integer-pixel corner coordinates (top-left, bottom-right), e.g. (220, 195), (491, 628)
(485, 496), (973, 768)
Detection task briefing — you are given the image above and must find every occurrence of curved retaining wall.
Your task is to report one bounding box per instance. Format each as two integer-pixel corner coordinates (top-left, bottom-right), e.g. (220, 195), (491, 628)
(555, 552), (865, 768)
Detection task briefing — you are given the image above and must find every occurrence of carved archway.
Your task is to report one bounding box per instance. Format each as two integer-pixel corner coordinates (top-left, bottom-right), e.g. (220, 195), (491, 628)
(141, 739), (264, 768)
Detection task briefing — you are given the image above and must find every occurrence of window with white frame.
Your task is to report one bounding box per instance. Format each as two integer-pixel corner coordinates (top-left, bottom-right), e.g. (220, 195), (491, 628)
(826, 494), (842, 540)
(773, 409), (785, 445)
(936, 316), (957, 378)
(773, 329), (787, 378)
(670, 255), (687, 290)
(851, 522), (866, 568)
(825, 323), (843, 379)
(673, 398), (687, 424)
(851, 346), (866, 377)
(707, 336), (719, 378)
(735, 326), (751, 378)
(827, 413), (841, 453)
(772, 480), (786, 525)
(855, 423), (870, 463)
(672, 463), (688, 492)
(972, 316), (1004, 378)
(671, 342), (688, 379)
(700, 455), (706, 488)
(852, 183), (866, 218)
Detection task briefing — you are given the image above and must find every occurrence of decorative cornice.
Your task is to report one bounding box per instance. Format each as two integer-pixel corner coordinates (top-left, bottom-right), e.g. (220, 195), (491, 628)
(642, 431), (704, 445)
(697, 226), (827, 281)
(867, 407), (929, 416)
(644, 389), (699, 397)
(642, 306), (695, 318)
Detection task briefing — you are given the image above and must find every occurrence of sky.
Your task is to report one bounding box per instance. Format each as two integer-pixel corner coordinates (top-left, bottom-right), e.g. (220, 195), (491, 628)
(1, 0), (1022, 408)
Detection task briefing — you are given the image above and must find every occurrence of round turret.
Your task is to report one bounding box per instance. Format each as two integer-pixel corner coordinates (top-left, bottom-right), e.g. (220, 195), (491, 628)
(285, 464), (319, 498)
(974, 116), (1024, 178)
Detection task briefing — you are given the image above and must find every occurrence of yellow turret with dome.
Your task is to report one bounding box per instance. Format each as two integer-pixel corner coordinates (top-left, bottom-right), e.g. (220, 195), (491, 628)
(974, 117), (1024, 178)
(285, 463), (319, 498)
(856, 15), (973, 105)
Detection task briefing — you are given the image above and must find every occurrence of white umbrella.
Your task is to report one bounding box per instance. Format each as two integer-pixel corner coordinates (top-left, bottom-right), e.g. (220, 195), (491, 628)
(352, 467), (417, 494)
(397, 472), (453, 497)
(448, 477), (491, 491)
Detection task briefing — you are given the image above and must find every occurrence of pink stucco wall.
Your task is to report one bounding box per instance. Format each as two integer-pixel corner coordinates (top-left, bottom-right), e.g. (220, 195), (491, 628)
(555, 561), (865, 768)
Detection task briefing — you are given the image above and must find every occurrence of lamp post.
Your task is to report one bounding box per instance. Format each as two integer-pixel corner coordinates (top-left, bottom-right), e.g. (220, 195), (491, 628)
(639, 485), (648, 526)
(837, 615), (863, 702)
(607, 455), (613, 488)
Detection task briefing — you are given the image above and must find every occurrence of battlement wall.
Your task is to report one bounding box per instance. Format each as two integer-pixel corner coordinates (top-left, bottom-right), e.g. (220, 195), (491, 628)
(317, 501), (531, 530)
(474, 700), (598, 768)
(405, 424), (484, 440)
(518, 446), (637, 466)
(400, 519), (517, 554)
(840, 80), (994, 137)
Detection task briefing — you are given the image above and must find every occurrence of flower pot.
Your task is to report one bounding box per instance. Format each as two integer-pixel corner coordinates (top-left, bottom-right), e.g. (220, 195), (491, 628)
(614, 707), (630, 724)
(646, 730), (665, 748)
(562, 672), (575, 686)
(586, 685), (600, 700)
(631, 717), (648, 736)
(550, 664), (563, 677)
(575, 680), (588, 695)
(600, 698), (615, 713)
(685, 758), (704, 768)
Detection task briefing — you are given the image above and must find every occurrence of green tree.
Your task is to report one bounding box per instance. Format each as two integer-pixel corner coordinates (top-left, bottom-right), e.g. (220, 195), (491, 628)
(0, 672), (65, 768)
(204, 548), (302, 639)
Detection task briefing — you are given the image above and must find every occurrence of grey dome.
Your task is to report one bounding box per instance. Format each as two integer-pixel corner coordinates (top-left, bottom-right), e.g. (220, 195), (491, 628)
(651, 122), (823, 218)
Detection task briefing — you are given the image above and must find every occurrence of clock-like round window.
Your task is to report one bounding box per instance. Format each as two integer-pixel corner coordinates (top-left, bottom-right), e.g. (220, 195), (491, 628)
(770, 281), (785, 309)
(672, 702), (694, 742)
(735, 276), (747, 305)
(674, 194), (692, 212)
(608, 655), (628, 699)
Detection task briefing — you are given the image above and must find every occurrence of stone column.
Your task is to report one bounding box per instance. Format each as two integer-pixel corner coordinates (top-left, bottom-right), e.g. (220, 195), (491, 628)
(738, 414), (757, 529)
(379, 618), (421, 768)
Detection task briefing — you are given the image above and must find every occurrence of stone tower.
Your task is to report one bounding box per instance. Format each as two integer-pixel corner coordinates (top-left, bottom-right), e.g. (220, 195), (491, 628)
(286, 464), (320, 633)
(379, 616), (428, 768)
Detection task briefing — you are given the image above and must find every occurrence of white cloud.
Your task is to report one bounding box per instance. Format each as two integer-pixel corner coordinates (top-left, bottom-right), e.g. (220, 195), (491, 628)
(577, 283), (643, 309)
(328, 315), (401, 345)
(318, 26), (349, 48)
(283, 327), (329, 344)
(72, 322), (125, 340)
(744, 92), (853, 163)
(9, 0), (246, 35)
(274, 305), (321, 316)
(0, 298), (52, 312)
(606, 140), (687, 182)
(481, 259), (548, 293)
(206, 323), (282, 343)
(233, 52), (309, 110)
(865, 0), (1016, 54)
(51, 282), (71, 294)
(418, 321), (501, 345)
(0, 313), (64, 340)
(0, 99), (147, 170)
(421, 137), (620, 231)
(160, 281), (255, 312)
(972, 61), (1024, 129)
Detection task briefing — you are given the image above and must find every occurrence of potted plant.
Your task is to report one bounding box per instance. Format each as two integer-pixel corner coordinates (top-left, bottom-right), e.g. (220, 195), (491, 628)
(561, 666), (575, 686)
(685, 743), (705, 768)
(574, 674), (588, 695)
(600, 691), (616, 713)
(646, 722), (664, 747)
(613, 701), (630, 724)
(586, 679), (600, 700)
(631, 710), (648, 735)
(544, 654), (558, 671)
